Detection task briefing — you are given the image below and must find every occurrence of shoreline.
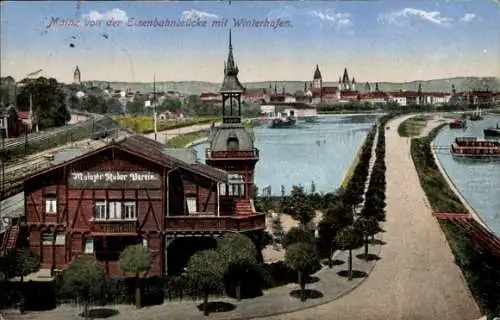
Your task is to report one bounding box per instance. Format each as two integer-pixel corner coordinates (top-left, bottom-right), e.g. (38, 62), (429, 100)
(429, 134), (493, 232)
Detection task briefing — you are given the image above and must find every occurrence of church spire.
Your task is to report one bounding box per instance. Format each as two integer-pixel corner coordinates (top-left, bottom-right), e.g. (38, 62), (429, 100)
(220, 29), (244, 94)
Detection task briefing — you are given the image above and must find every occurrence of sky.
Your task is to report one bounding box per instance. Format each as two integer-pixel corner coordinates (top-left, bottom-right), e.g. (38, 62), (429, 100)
(1, 0), (499, 83)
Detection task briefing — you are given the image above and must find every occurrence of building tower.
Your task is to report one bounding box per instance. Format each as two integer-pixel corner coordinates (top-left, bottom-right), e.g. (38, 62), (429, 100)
(341, 68), (350, 91)
(351, 77), (356, 91)
(417, 83), (424, 105)
(312, 65), (322, 89)
(73, 66), (81, 84)
(451, 84), (456, 94)
(205, 29), (259, 204)
(364, 81), (371, 93)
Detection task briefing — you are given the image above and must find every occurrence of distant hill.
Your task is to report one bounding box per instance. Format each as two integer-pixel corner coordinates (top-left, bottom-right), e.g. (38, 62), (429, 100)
(90, 77), (500, 96)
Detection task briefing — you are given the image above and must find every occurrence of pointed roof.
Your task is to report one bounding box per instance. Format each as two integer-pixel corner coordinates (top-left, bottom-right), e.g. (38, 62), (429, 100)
(74, 65), (80, 74)
(220, 29), (245, 94)
(313, 64), (322, 79)
(342, 68), (349, 84)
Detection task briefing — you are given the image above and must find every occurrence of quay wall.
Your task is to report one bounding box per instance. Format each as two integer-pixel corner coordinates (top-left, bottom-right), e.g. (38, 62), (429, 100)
(430, 135), (491, 231)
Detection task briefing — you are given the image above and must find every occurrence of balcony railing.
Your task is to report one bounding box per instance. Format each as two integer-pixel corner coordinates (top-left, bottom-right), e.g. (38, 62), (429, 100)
(165, 213), (266, 233)
(206, 148), (259, 160)
(223, 116), (241, 124)
(90, 219), (137, 234)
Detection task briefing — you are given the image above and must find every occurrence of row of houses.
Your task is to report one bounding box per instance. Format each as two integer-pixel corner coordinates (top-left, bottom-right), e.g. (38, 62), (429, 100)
(200, 88), (500, 108)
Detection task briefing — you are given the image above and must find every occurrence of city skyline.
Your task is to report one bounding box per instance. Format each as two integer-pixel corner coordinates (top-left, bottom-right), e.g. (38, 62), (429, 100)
(1, 1), (499, 83)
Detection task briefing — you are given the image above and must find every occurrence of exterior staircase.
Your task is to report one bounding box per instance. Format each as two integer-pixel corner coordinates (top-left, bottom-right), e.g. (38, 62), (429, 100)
(235, 199), (254, 216)
(0, 224), (20, 256)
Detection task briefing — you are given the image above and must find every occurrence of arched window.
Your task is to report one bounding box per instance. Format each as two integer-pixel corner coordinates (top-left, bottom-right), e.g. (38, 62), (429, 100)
(227, 137), (239, 150)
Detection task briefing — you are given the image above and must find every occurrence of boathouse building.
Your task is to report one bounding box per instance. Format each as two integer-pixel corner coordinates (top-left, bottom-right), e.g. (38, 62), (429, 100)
(0, 30), (265, 278)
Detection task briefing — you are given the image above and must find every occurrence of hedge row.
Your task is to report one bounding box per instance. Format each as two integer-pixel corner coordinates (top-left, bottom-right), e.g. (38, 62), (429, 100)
(411, 126), (500, 319)
(116, 116), (219, 134)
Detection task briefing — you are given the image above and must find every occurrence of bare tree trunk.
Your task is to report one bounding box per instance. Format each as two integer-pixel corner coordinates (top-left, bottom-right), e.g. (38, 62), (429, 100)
(83, 302), (89, 320)
(328, 246), (333, 268)
(236, 278), (242, 301)
(19, 276), (25, 314)
(364, 235), (369, 261)
(203, 291), (209, 316)
(348, 249), (353, 281)
(135, 273), (141, 309)
(298, 270), (306, 302)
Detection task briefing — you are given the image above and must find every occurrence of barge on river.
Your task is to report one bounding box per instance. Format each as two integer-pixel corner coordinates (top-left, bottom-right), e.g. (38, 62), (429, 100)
(484, 123), (500, 138)
(449, 119), (467, 129)
(451, 137), (500, 160)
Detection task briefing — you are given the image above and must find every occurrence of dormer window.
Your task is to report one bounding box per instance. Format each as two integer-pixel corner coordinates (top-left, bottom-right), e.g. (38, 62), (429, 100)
(227, 137), (239, 150)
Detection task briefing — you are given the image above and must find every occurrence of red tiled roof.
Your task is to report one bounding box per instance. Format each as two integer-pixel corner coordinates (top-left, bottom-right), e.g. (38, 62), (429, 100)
(200, 92), (220, 98)
(264, 102), (315, 109)
(388, 91), (419, 97)
(17, 111), (30, 120)
(322, 87), (338, 94)
(243, 88), (268, 96)
(360, 92), (387, 99)
(22, 135), (228, 183)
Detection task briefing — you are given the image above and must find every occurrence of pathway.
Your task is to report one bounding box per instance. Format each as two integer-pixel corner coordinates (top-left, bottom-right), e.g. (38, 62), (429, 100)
(259, 115), (481, 320)
(143, 122), (221, 143)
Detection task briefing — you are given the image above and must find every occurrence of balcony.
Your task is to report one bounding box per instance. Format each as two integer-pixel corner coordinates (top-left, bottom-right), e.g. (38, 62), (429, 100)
(223, 116), (241, 124)
(206, 148), (259, 160)
(165, 213), (266, 233)
(90, 219), (138, 235)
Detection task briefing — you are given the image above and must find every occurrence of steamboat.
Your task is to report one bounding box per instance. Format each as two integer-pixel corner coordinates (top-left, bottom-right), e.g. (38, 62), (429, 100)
(449, 119), (467, 129)
(451, 137), (500, 160)
(469, 107), (483, 121)
(484, 123), (500, 138)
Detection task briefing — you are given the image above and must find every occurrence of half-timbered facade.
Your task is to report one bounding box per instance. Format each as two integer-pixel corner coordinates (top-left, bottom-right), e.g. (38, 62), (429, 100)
(17, 135), (265, 278)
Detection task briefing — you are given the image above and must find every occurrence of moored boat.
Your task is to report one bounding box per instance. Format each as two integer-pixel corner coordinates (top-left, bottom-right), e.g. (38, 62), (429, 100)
(450, 137), (500, 160)
(449, 119), (466, 129)
(469, 107), (483, 121)
(484, 123), (500, 138)
(269, 116), (296, 128)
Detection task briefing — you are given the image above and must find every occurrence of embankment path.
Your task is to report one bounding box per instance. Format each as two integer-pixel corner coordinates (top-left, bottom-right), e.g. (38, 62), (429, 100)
(260, 115), (481, 320)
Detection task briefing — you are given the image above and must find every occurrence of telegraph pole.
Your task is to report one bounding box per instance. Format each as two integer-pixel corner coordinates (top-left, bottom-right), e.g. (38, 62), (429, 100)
(153, 74), (158, 141)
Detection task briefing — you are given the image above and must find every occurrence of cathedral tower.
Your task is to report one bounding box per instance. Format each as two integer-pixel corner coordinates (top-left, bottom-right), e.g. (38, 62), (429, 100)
(312, 65), (322, 89)
(73, 66), (81, 84)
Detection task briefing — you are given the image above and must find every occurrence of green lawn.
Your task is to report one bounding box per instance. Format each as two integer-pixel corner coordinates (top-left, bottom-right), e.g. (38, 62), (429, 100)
(397, 116), (430, 137)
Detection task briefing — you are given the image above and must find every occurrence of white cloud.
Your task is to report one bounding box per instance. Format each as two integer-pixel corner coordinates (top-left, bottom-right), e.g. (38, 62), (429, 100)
(181, 9), (218, 20)
(309, 10), (352, 27)
(267, 6), (353, 28)
(460, 13), (477, 22)
(82, 8), (129, 22)
(378, 8), (452, 26)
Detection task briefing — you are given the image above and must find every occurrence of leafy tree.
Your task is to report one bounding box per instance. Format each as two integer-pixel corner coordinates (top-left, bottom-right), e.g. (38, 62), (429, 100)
(270, 214), (285, 245)
(217, 233), (257, 301)
(16, 77), (70, 129)
(126, 96), (146, 115)
(68, 94), (82, 111)
(61, 257), (106, 319)
(354, 216), (380, 260)
(282, 227), (316, 249)
(119, 244), (153, 308)
(2, 248), (40, 313)
(106, 98), (124, 115)
(335, 226), (363, 281)
(317, 200), (353, 267)
(282, 185), (316, 227)
(187, 249), (227, 316)
(284, 242), (319, 302)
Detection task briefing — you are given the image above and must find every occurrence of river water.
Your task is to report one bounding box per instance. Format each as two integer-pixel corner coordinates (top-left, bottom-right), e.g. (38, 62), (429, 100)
(434, 115), (500, 236)
(191, 114), (380, 196)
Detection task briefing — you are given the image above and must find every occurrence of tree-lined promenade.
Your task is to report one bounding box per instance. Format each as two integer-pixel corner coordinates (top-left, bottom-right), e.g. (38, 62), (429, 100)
(1, 114), (495, 320)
